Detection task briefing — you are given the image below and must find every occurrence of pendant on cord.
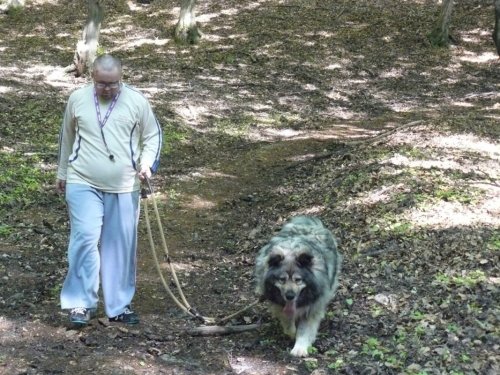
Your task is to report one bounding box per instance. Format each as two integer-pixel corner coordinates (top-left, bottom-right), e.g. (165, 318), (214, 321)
(94, 89), (121, 163)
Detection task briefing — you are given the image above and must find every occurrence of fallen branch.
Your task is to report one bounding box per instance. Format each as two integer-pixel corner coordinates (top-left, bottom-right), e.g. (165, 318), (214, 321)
(185, 322), (264, 337)
(287, 120), (424, 168)
(339, 120), (424, 146)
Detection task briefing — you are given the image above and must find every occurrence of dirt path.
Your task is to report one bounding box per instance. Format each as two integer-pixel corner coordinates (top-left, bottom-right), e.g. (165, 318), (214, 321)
(135, 138), (336, 328)
(0, 135), (339, 375)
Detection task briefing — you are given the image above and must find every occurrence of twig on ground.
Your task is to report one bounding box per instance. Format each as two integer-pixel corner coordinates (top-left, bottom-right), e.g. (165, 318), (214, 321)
(185, 322), (264, 337)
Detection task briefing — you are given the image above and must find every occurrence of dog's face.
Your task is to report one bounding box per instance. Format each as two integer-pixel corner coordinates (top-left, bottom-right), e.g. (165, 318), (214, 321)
(263, 249), (321, 317)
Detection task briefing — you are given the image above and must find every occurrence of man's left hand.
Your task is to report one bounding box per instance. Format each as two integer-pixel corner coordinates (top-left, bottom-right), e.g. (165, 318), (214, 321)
(138, 166), (152, 181)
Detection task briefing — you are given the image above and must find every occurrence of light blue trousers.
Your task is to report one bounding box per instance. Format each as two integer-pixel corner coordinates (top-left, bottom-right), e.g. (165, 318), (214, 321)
(60, 183), (140, 317)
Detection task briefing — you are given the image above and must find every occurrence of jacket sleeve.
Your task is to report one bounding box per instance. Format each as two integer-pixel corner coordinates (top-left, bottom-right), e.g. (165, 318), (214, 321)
(139, 101), (162, 174)
(56, 98), (76, 180)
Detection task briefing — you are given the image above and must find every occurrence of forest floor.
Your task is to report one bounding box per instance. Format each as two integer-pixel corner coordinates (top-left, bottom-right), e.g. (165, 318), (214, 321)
(0, 0), (499, 374)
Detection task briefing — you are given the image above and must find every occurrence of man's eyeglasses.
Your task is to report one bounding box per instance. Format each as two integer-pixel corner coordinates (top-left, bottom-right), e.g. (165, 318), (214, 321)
(95, 81), (121, 89)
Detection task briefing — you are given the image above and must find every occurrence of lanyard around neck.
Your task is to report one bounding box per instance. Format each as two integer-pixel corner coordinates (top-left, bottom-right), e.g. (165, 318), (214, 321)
(93, 89), (121, 161)
(93, 89), (121, 129)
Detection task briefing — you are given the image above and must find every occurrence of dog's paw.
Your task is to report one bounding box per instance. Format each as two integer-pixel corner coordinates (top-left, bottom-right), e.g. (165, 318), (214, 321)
(290, 344), (309, 357)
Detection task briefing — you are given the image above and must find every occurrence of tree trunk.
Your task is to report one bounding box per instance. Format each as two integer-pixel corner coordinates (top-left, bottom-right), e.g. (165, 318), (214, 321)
(73, 0), (104, 77)
(429, 0), (454, 47)
(0, 0), (25, 13)
(6, 0), (24, 7)
(174, 0), (202, 45)
(493, 0), (500, 56)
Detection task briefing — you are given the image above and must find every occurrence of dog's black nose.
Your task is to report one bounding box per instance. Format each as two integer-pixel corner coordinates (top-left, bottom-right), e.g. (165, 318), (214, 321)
(285, 291), (296, 300)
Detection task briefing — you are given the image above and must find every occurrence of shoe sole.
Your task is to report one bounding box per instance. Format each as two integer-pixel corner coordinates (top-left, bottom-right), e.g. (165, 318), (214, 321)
(108, 319), (139, 325)
(70, 320), (89, 326)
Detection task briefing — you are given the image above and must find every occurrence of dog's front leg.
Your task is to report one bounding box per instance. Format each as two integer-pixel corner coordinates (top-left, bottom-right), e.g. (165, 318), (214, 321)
(280, 317), (296, 338)
(290, 317), (321, 357)
(269, 305), (296, 338)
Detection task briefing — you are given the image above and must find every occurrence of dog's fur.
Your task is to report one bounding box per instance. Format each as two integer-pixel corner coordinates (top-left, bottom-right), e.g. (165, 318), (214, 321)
(255, 216), (342, 357)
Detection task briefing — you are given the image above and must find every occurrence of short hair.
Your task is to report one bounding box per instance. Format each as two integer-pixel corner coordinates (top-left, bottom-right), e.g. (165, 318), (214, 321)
(93, 54), (122, 74)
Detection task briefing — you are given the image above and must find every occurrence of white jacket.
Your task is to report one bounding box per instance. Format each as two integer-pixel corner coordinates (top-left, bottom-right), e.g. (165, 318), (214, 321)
(57, 84), (162, 193)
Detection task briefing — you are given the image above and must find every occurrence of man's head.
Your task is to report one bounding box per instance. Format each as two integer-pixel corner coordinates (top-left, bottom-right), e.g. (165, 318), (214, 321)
(92, 54), (122, 100)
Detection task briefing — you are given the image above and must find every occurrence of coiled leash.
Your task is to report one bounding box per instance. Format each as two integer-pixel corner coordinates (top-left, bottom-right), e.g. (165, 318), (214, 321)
(141, 177), (259, 327)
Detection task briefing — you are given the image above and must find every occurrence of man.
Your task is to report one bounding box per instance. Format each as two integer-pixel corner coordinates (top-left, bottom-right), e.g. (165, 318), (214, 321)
(56, 54), (162, 326)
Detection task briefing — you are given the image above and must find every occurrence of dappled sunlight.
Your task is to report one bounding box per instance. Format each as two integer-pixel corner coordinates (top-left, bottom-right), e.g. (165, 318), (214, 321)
(0, 63), (80, 93)
(451, 101), (474, 108)
(0, 85), (12, 93)
(171, 168), (237, 184)
(102, 21), (171, 51)
(302, 83), (318, 91)
(198, 8), (240, 23)
(31, 0), (59, 5)
(139, 86), (166, 98)
(204, 29), (231, 43)
(380, 67), (406, 79)
(248, 123), (382, 142)
(461, 28), (492, 43)
(456, 50), (498, 64)
(149, 9), (176, 26)
(1, 310), (182, 373)
(126, 0), (151, 13)
(0, 316), (69, 347)
(351, 183), (407, 207)
(119, 36), (169, 50)
(290, 205), (325, 217)
(353, 129), (500, 230)
(325, 62), (344, 70)
(386, 101), (416, 113)
(158, 260), (197, 273)
(182, 194), (217, 210)
(173, 101), (210, 125)
(165, 167), (238, 210)
(0, 315), (15, 340)
(430, 134), (499, 157)
(228, 354), (296, 374)
(387, 132), (500, 182)
(406, 195), (500, 229)
(384, 153), (475, 174)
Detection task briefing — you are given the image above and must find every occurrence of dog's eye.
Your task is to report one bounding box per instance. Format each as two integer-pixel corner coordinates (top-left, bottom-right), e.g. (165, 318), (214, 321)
(278, 276), (287, 284)
(293, 277), (303, 284)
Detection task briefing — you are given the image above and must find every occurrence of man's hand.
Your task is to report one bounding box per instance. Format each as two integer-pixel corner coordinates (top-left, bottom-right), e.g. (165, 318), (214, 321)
(138, 166), (152, 181)
(56, 179), (66, 194)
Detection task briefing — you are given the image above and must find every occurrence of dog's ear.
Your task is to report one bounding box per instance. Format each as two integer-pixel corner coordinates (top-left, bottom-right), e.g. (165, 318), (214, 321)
(296, 252), (313, 268)
(268, 253), (284, 268)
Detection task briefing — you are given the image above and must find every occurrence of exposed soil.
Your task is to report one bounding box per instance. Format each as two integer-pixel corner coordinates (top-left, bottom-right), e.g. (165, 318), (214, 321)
(0, 1), (499, 374)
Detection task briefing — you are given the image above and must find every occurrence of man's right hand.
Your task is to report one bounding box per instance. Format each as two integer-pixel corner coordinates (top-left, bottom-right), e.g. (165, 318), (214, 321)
(56, 179), (66, 194)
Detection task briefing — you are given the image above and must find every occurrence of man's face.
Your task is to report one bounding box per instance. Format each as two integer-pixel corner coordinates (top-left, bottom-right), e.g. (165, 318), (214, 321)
(93, 67), (122, 100)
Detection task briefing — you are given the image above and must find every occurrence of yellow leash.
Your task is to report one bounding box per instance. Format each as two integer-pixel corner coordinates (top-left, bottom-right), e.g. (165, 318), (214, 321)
(141, 178), (259, 326)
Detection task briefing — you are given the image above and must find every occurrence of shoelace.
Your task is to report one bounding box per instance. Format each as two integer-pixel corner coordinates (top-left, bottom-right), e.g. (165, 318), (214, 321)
(71, 307), (87, 315)
(123, 307), (134, 315)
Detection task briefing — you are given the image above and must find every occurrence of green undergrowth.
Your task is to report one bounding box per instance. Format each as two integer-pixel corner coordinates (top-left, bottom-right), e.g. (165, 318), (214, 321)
(0, 97), (61, 222)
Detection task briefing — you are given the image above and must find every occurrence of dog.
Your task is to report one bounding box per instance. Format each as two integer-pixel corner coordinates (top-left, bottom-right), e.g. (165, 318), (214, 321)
(255, 216), (343, 357)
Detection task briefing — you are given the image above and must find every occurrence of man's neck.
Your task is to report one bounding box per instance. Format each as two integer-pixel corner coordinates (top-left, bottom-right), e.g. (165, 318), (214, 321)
(98, 96), (112, 104)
